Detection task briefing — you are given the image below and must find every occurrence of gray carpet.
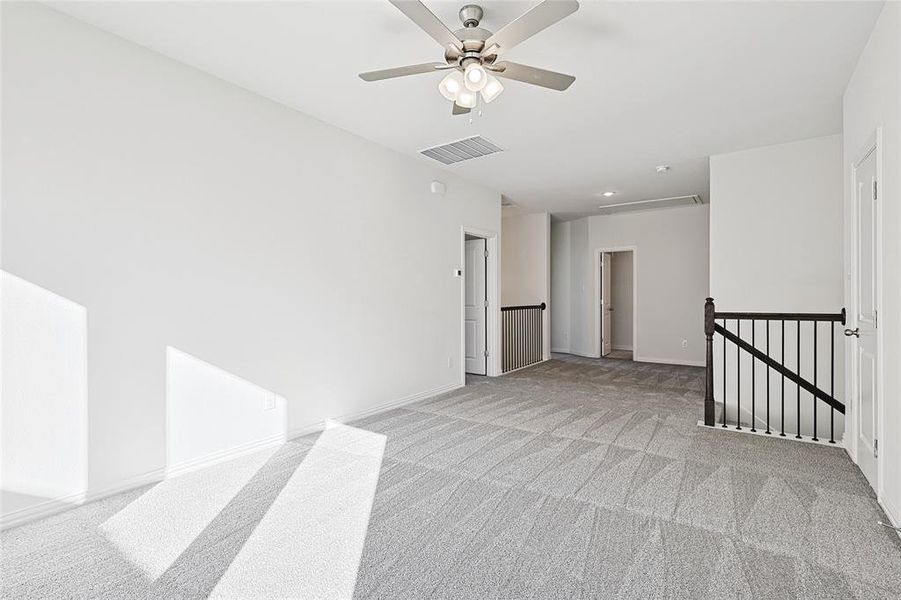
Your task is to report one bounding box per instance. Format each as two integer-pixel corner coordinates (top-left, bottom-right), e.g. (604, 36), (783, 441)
(3, 354), (901, 599)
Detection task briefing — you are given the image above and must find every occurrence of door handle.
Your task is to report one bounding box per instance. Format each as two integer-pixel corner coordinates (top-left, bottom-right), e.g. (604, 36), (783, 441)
(844, 328), (860, 337)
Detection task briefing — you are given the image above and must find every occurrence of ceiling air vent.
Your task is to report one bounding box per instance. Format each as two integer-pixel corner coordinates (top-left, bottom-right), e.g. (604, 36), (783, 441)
(597, 194), (704, 216)
(420, 135), (504, 165)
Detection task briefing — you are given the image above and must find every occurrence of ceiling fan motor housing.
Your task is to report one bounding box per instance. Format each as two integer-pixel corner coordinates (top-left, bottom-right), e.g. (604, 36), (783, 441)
(448, 5), (494, 68)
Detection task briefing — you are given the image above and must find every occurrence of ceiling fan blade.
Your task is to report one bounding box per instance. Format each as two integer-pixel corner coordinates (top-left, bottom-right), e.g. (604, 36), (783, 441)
(359, 62), (446, 81)
(483, 0), (579, 56)
(492, 61), (575, 91)
(452, 103), (471, 116)
(389, 0), (463, 52)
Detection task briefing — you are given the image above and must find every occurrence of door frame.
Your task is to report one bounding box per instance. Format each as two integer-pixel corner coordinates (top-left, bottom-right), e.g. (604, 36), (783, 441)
(594, 246), (638, 359)
(461, 226), (500, 381)
(846, 128), (884, 496)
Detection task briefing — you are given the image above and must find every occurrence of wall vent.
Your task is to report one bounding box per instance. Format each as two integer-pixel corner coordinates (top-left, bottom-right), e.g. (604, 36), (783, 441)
(420, 135), (504, 165)
(597, 194), (704, 216)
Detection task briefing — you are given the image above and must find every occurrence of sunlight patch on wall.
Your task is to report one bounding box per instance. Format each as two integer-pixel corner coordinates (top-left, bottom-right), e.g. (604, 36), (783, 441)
(166, 347), (286, 475)
(210, 423), (386, 599)
(1, 272), (88, 508)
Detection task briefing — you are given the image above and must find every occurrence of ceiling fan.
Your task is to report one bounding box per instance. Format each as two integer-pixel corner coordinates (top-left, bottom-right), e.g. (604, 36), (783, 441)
(359, 0), (579, 115)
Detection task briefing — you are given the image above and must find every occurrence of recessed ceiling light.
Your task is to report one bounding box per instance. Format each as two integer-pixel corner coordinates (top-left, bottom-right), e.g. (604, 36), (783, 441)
(602, 191), (616, 197)
(656, 165), (671, 174)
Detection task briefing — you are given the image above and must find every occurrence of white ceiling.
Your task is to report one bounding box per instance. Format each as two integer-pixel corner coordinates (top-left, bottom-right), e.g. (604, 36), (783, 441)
(48, 1), (882, 219)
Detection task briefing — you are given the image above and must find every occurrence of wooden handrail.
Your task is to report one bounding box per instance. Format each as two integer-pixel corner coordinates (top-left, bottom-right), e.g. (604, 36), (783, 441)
(714, 309), (845, 323)
(501, 303), (546, 312)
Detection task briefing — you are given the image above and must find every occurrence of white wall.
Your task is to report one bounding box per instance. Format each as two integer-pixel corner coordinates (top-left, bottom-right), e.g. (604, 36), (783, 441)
(842, 2), (901, 525)
(569, 218), (593, 357)
(588, 206), (709, 365)
(501, 212), (550, 358)
(550, 221), (571, 352)
(166, 347), (287, 474)
(710, 135), (844, 439)
(1, 273), (88, 500)
(710, 135), (844, 311)
(551, 205), (709, 365)
(610, 252), (634, 351)
(1, 3), (500, 496)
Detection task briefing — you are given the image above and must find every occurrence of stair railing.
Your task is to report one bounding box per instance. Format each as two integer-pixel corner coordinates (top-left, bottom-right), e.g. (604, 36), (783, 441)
(704, 297), (846, 442)
(501, 302), (546, 373)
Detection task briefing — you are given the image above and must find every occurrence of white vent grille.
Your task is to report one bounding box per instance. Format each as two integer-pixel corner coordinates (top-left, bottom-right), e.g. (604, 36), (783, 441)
(597, 194), (704, 216)
(420, 136), (503, 165)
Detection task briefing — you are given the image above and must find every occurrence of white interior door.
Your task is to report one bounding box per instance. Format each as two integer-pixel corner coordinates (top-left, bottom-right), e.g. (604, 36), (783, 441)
(601, 252), (612, 357)
(852, 146), (879, 488)
(464, 238), (487, 375)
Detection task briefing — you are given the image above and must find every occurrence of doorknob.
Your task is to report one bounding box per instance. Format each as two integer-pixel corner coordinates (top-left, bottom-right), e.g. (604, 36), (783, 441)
(844, 328), (860, 337)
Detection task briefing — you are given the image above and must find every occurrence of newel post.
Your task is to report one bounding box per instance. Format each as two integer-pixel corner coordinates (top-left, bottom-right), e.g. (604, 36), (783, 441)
(704, 297), (716, 426)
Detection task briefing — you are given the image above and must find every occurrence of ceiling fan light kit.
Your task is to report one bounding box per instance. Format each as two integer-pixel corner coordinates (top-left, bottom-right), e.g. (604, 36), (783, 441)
(481, 76), (503, 103)
(359, 0), (579, 116)
(456, 89), (478, 109)
(438, 70), (464, 101)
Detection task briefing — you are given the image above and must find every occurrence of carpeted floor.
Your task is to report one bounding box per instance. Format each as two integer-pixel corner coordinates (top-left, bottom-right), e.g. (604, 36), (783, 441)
(3, 354), (901, 599)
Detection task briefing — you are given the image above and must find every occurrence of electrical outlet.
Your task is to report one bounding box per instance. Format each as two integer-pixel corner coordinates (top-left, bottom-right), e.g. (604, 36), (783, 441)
(681, 339), (688, 349)
(264, 394), (277, 411)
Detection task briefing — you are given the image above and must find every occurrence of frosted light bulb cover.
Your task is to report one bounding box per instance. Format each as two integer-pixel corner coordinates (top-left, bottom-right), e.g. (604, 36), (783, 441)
(438, 71), (464, 101)
(463, 64), (487, 92)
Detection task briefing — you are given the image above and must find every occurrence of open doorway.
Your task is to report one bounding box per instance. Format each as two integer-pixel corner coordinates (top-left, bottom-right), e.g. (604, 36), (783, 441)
(461, 228), (499, 381)
(464, 234), (488, 375)
(598, 249), (636, 361)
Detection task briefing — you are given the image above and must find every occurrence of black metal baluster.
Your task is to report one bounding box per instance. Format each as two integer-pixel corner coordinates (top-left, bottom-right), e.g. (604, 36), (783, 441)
(539, 307), (544, 362)
(501, 312), (505, 373)
(528, 308), (532, 365)
(507, 310), (511, 372)
(830, 321), (835, 444)
(813, 322), (819, 441)
(506, 311), (510, 373)
(523, 309), (527, 367)
(736, 319), (741, 430)
(781, 319), (786, 437)
(518, 309), (523, 369)
(722, 319), (727, 428)
(529, 308), (533, 365)
(751, 319), (756, 432)
(766, 320), (771, 434)
(796, 320), (801, 439)
(504, 311), (508, 372)
(510, 310), (514, 371)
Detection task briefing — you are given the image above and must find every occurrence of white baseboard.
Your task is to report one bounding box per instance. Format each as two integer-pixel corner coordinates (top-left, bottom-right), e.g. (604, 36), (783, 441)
(1, 489), (86, 531)
(635, 355), (705, 367)
(287, 381), (463, 440)
(165, 433), (287, 479)
(612, 345), (633, 351)
(0, 381), (465, 531)
(84, 467), (166, 504)
(879, 494), (901, 541)
(555, 350), (600, 359)
(551, 347), (571, 354)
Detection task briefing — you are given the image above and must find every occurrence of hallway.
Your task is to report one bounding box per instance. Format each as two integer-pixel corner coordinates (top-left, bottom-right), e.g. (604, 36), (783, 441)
(3, 356), (900, 598)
